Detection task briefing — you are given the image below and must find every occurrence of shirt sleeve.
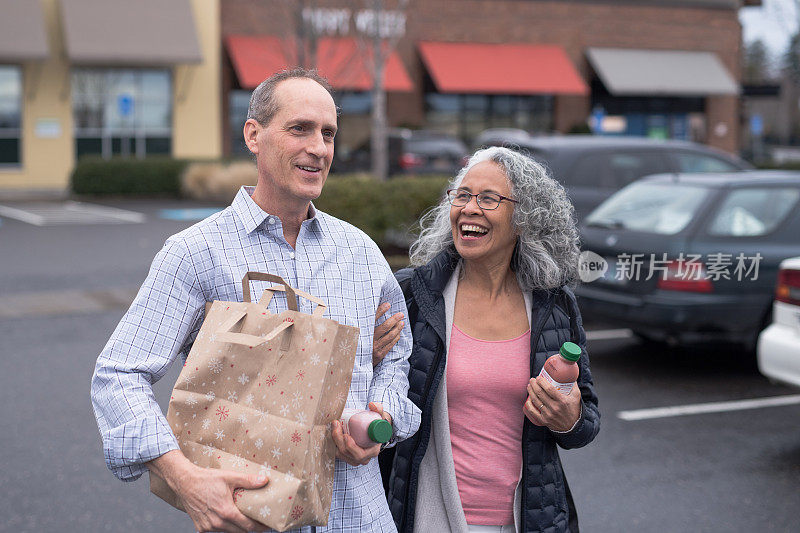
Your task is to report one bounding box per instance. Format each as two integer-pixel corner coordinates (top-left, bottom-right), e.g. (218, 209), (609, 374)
(90, 238), (206, 481)
(367, 273), (421, 445)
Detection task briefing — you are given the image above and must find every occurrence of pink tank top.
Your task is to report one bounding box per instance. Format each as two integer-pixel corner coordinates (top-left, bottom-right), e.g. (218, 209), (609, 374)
(447, 324), (531, 526)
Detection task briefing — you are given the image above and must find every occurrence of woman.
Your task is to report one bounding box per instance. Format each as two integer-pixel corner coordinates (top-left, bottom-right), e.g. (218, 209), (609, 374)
(375, 146), (600, 533)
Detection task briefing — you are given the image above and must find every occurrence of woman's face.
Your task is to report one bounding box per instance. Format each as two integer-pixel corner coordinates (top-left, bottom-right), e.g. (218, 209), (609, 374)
(450, 160), (518, 265)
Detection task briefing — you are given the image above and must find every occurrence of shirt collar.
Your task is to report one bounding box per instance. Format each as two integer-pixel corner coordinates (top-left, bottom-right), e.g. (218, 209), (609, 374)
(232, 186), (320, 234)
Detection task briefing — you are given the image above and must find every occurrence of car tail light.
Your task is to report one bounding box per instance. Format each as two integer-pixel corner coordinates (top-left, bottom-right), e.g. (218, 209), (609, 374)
(399, 153), (424, 170)
(775, 268), (800, 306)
(656, 260), (713, 293)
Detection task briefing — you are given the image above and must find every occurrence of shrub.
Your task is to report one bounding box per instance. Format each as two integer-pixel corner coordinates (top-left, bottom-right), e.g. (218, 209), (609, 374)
(182, 160), (257, 202)
(71, 157), (189, 196)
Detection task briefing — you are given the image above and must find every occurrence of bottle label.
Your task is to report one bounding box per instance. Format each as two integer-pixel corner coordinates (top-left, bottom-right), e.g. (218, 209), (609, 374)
(340, 408), (358, 435)
(538, 368), (574, 395)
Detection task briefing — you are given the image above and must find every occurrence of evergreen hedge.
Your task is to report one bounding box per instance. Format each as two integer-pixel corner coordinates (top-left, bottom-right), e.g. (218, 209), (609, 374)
(71, 157), (189, 196)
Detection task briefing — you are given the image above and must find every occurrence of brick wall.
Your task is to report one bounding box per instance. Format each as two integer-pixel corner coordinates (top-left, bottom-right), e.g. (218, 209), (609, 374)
(221, 0), (743, 153)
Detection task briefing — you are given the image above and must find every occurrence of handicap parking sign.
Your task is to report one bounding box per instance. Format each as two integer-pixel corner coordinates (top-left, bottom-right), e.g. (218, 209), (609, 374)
(118, 94), (134, 117)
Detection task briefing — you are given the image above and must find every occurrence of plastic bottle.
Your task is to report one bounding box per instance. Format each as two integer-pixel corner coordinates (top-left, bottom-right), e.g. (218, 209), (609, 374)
(340, 408), (393, 448)
(538, 342), (581, 395)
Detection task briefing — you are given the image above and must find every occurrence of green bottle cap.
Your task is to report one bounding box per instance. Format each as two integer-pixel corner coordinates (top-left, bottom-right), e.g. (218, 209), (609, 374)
(559, 342), (581, 362)
(367, 419), (393, 444)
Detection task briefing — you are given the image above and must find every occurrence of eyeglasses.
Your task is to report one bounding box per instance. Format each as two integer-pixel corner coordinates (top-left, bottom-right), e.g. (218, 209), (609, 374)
(446, 188), (519, 210)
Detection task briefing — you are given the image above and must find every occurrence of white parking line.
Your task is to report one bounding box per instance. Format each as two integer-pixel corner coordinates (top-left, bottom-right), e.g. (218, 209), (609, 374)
(618, 394), (800, 421)
(585, 328), (633, 341)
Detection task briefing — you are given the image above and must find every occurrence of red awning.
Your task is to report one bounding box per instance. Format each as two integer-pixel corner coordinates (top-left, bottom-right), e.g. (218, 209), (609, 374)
(418, 41), (588, 95)
(226, 35), (413, 92)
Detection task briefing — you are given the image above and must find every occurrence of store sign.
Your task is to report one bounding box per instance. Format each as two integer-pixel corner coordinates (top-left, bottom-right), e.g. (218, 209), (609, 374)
(302, 7), (406, 38)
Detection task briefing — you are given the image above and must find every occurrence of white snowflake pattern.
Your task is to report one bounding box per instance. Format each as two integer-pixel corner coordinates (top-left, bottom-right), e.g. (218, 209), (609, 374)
(183, 374), (195, 386)
(208, 358), (223, 374)
(245, 393), (255, 405)
(313, 321), (327, 334)
(237, 413), (248, 424)
(304, 331), (314, 343)
(295, 412), (308, 425)
(259, 505), (271, 518)
(272, 424), (286, 438)
(227, 391), (238, 402)
(290, 391), (303, 408)
(185, 396), (198, 407)
(205, 391), (216, 402)
(201, 444), (214, 456)
(338, 337), (354, 353)
(313, 441), (322, 455)
(231, 455), (246, 468)
(309, 353), (321, 365)
(215, 429), (225, 441)
(279, 404), (290, 417)
(271, 447), (282, 459)
(237, 373), (250, 385)
(258, 465), (271, 478)
(201, 419), (211, 430)
(257, 410), (270, 423)
(254, 438), (264, 449)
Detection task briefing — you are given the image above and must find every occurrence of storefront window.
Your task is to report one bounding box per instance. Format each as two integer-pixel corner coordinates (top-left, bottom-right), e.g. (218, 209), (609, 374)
(0, 66), (22, 165)
(425, 93), (553, 141)
(72, 69), (172, 159)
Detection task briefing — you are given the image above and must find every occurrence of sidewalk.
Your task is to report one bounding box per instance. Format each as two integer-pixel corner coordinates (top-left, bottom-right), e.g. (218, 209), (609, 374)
(0, 287), (138, 319)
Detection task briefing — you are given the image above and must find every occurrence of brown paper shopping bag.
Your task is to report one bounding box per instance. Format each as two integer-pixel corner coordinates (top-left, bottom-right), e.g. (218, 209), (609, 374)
(150, 272), (358, 531)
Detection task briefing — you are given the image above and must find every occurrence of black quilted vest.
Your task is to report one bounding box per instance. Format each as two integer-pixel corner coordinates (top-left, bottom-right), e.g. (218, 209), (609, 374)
(379, 249), (600, 533)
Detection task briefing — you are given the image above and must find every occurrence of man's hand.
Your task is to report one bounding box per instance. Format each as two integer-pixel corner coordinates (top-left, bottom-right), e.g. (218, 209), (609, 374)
(148, 450), (269, 533)
(331, 402), (392, 466)
(373, 302), (404, 367)
(523, 376), (581, 432)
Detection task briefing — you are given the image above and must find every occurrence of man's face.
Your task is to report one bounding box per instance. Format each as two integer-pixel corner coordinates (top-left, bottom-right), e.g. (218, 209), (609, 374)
(246, 78), (338, 204)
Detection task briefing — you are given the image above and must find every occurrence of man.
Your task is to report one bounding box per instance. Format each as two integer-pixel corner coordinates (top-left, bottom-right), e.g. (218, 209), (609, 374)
(91, 69), (420, 533)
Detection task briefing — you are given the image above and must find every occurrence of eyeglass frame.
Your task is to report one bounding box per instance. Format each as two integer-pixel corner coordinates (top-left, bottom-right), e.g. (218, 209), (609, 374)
(445, 188), (519, 210)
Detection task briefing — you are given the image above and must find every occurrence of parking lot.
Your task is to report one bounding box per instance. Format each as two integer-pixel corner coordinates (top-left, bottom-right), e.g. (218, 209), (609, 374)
(2, 198), (799, 532)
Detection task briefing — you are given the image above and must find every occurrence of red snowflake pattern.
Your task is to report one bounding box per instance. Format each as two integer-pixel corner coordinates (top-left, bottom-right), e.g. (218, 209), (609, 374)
(216, 405), (230, 421)
(291, 431), (302, 445)
(296, 370), (305, 380)
(265, 375), (277, 387)
(233, 488), (244, 503)
(291, 505), (304, 520)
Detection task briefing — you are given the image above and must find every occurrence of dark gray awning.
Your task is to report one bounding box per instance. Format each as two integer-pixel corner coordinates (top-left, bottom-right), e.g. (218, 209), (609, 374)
(60, 0), (202, 66)
(0, 0), (49, 62)
(587, 48), (738, 96)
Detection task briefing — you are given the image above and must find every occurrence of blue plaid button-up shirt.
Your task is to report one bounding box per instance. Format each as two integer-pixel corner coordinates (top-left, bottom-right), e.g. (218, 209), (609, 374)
(91, 186), (420, 532)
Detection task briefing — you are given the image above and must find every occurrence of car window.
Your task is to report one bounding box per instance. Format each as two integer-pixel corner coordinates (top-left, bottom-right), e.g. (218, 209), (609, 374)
(568, 151), (670, 188)
(675, 152), (741, 173)
(585, 182), (710, 234)
(707, 187), (800, 237)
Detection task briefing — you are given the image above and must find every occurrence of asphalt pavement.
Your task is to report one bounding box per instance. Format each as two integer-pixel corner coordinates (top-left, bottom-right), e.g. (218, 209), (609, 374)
(1, 198), (799, 532)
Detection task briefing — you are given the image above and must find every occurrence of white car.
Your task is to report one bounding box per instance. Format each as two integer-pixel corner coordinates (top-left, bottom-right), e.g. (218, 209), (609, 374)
(757, 256), (800, 387)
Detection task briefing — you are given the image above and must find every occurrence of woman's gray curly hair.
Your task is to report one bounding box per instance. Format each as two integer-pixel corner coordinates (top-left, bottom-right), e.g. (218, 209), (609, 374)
(409, 146), (580, 290)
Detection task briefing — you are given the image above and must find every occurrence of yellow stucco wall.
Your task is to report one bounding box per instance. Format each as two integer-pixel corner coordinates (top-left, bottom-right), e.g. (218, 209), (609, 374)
(173, 0), (222, 160)
(0, 0), (221, 191)
(0, 0), (73, 190)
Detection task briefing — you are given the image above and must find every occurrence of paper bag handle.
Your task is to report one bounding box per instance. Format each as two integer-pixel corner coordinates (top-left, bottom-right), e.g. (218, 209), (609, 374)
(259, 286), (328, 317)
(215, 309), (295, 348)
(242, 272), (298, 310)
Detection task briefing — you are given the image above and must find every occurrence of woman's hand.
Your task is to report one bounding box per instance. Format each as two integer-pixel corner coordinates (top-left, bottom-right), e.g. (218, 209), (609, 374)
(372, 302), (405, 367)
(523, 376), (582, 432)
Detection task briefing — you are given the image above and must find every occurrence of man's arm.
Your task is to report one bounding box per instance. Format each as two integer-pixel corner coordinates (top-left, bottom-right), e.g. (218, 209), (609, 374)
(90, 238), (205, 481)
(367, 274), (421, 444)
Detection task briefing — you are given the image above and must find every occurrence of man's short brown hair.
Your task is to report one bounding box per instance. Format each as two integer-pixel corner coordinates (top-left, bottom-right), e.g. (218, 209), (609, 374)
(246, 68), (337, 126)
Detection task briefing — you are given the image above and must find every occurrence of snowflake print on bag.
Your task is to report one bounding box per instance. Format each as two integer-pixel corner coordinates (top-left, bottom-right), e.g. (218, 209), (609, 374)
(254, 438), (264, 449)
(296, 370), (305, 380)
(291, 505), (304, 520)
(290, 391), (303, 408)
(295, 412), (307, 425)
(291, 430), (302, 445)
(237, 373), (249, 385)
(231, 455), (245, 468)
(259, 505), (271, 519)
(304, 331), (314, 343)
(185, 396), (198, 407)
(205, 391), (216, 402)
(237, 413), (248, 424)
(279, 404), (290, 417)
(244, 393), (255, 405)
(271, 447), (282, 459)
(201, 444), (214, 456)
(216, 406), (230, 421)
(201, 419), (211, 430)
(215, 429), (225, 440)
(208, 358), (223, 374)
(272, 424), (286, 438)
(265, 375), (277, 387)
(227, 391), (238, 402)
(338, 337), (354, 353)
(309, 353), (321, 365)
